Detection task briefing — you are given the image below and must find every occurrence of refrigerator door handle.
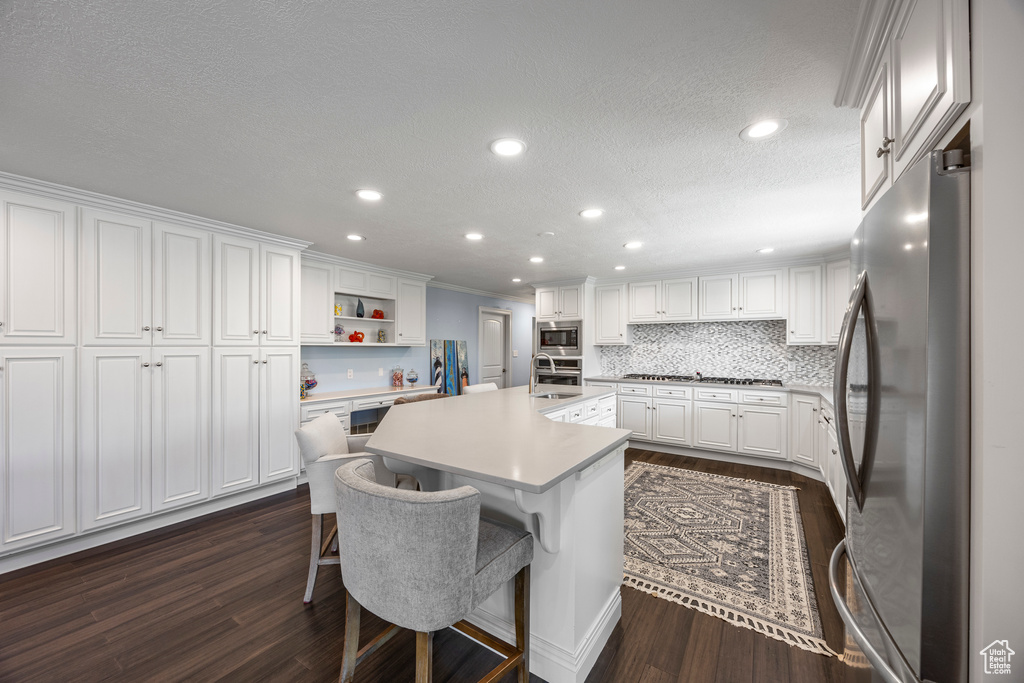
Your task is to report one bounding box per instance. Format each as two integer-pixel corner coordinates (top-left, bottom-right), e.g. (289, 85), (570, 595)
(829, 540), (903, 683)
(833, 270), (882, 511)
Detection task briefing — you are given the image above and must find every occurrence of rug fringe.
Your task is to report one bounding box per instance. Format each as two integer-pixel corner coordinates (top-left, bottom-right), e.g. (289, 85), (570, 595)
(623, 576), (841, 658)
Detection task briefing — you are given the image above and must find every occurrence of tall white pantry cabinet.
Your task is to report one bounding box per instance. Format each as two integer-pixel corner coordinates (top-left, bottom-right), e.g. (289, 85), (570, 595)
(0, 182), (308, 561)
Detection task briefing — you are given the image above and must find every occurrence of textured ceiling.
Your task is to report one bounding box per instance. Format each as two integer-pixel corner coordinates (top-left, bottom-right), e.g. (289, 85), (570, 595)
(0, 0), (861, 298)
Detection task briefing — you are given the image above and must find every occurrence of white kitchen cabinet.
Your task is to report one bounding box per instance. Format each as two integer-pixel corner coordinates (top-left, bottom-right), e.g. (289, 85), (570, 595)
(789, 394), (820, 469)
(694, 401), (737, 451)
(737, 270), (785, 319)
(628, 278), (697, 323)
(211, 348), (261, 496)
(652, 397), (691, 446)
(544, 408), (567, 422)
(0, 191), (77, 346)
(737, 405), (788, 460)
(861, 56), (891, 208)
(78, 348), (152, 530)
(334, 265), (395, 298)
(535, 285), (583, 322)
(594, 284), (629, 345)
(260, 245), (300, 346)
(300, 261), (335, 344)
(617, 395), (652, 440)
(698, 275), (738, 320)
(151, 348), (210, 512)
(825, 259), (852, 344)
(827, 424), (846, 523)
(80, 209), (153, 346)
(787, 265), (823, 345)
(259, 348), (299, 483)
(152, 222), (210, 346)
(213, 235), (260, 346)
(0, 348), (76, 552)
(395, 279), (426, 346)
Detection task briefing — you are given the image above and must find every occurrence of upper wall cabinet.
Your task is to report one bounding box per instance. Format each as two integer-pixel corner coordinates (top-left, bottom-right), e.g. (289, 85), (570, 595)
(698, 275), (737, 320)
(825, 259), (852, 344)
(853, 0), (969, 208)
(788, 266), (823, 345)
(0, 191), (77, 345)
(334, 265), (395, 298)
(536, 284), (583, 322)
(395, 279), (426, 346)
(628, 278), (697, 324)
(737, 270), (785, 319)
(213, 235), (299, 346)
(300, 261), (334, 344)
(594, 284), (630, 345)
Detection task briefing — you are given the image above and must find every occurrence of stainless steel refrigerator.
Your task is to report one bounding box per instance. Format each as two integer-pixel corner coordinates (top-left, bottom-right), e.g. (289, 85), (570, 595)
(829, 150), (970, 683)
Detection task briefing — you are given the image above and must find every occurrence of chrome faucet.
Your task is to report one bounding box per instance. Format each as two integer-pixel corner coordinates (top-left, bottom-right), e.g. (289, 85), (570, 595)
(530, 353), (557, 393)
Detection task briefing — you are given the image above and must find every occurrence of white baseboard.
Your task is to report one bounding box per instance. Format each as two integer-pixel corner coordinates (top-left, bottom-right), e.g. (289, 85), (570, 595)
(0, 479), (298, 575)
(627, 439), (826, 483)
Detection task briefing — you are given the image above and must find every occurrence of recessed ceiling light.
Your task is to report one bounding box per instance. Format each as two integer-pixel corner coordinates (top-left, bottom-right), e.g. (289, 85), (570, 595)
(490, 138), (526, 156)
(757, 247), (775, 254)
(579, 208), (604, 219)
(739, 119), (788, 142)
(624, 241), (643, 249)
(347, 234), (365, 241)
(355, 189), (383, 201)
(465, 233), (483, 240)
(614, 266), (626, 270)
(529, 256), (544, 263)
(512, 278), (521, 283)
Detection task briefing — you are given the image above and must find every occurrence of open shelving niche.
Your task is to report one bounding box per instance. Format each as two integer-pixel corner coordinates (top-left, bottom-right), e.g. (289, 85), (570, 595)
(332, 290), (396, 346)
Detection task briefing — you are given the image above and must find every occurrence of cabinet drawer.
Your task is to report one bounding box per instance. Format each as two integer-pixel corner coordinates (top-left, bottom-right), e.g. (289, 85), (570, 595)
(568, 405), (586, 423)
(301, 399), (351, 422)
(654, 385), (691, 399)
(739, 390), (786, 406)
(694, 387), (737, 403)
(820, 402), (835, 424)
(599, 396), (615, 416)
(584, 399), (600, 418)
(617, 383), (652, 396)
(353, 395), (397, 411)
(586, 381), (617, 389)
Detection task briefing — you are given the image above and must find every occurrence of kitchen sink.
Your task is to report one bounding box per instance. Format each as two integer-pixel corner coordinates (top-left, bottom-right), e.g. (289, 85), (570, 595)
(531, 392), (579, 400)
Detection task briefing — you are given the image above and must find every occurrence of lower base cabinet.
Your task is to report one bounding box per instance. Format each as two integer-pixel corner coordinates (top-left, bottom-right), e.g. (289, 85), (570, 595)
(651, 398), (691, 446)
(0, 348), (76, 551)
(617, 395), (652, 440)
(737, 405), (788, 459)
(693, 401), (737, 451)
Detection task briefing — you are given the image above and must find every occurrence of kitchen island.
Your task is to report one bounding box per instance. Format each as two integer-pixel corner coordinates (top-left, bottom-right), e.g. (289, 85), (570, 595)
(366, 385), (630, 683)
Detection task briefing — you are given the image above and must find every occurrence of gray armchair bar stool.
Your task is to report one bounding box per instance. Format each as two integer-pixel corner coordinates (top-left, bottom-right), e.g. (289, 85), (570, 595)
(334, 459), (534, 683)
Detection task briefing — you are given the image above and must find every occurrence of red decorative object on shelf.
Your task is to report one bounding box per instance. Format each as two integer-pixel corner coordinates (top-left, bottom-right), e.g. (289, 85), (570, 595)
(371, 309), (385, 319)
(348, 331), (364, 343)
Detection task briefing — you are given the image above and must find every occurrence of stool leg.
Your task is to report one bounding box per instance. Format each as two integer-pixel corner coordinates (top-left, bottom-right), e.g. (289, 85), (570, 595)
(304, 514), (323, 603)
(340, 591), (361, 683)
(416, 631), (433, 683)
(515, 565), (531, 683)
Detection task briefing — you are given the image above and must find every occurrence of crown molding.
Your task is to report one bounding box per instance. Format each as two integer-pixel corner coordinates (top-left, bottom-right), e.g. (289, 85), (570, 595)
(834, 0), (902, 108)
(427, 280), (535, 305)
(0, 171), (312, 250)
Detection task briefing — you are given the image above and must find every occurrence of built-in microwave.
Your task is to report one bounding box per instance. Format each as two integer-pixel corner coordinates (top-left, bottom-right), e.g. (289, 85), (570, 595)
(535, 320), (581, 356)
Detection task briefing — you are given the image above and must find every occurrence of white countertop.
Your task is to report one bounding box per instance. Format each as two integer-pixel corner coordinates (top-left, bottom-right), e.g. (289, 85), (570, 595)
(365, 385), (630, 494)
(585, 375), (835, 405)
(300, 384), (435, 403)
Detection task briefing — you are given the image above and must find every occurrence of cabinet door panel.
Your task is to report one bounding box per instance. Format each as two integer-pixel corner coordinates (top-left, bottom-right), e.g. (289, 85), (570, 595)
(616, 396), (651, 440)
(396, 279), (426, 346)
(861, 59), (890, 208)
(260, 246), (299, 346)
(559, 285), (582, 319)
(213, 236), (260, 346)
(825, 260), (852, 345)
(737, 405), (787, 459)
(334, 266), (368, 295)
(628, 281), (661, 323)
(535, 288), (558, 321)
(81, 209), (152, 345)
(152, 348), (210, 512)
(1, 348), (75, 550)
(662, 278), (697, 322)
(594, 284), (626, 345)
(79, 348), (151, 530)
(212, 348), (260, 495)
(787, 266), (823, 344)
(300, 262), (334, 343)
(694, 401), (737, 451)
(789, 395), (820, 468)
(260, 349), (298, 483)
(698, 275), (737, 320)
(367, 273), (396, 298)
(828, 426), (846, 522)
(0, 192), (77, 345)
(738, 270), (784, 319)
(652, 398), (691, 446)
(153, 222), (210, 345)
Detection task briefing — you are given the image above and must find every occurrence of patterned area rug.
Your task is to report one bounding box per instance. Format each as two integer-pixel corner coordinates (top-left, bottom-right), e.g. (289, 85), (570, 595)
(623, 462), (834, 656)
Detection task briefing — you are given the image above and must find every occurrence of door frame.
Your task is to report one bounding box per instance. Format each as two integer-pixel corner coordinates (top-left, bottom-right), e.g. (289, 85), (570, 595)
(477, 307), (513, 388)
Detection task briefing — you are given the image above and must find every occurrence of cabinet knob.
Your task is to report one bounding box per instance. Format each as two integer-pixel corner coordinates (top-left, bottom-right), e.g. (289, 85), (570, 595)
(262, 330), (268, 334)
(399, 333), (403, 336)
(262, 360), (268, 364)
(254, 330), (259, 334)
(790, 330), (795, 334)
(253, 360), (259, 364)
(876, 137), (895, 157)
(812, 407), (818, 412)
(142, 362), (150, 367)
(143, 326), (151, 331)
(155, 362), (163, 367)
(0, 321), (4, 327)
(832, 449), (838, 455)
(155, 326), (163, 332)
(619, 333), (623, 336)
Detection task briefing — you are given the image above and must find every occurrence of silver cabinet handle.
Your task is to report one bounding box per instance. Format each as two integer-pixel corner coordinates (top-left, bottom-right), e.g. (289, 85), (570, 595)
(143, 326), (151, 331)
(812, 407), (818, 412)
(253, 330), (259, 334)
(155, 326), (163, 331)
(155, 362), (163, 367)
(262, 330), (267, 334)
(142, 362), (150, 367)
(262, 360), (268, 364)
(0, 321), (4, 327)
(832, 449), (838, 455)
(253, 360), (259, 364)
(875, 137), (894, 158)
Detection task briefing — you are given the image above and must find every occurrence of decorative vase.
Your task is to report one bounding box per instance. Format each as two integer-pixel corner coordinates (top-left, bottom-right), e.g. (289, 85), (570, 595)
(356, 299), (365, 318)
(407, 369), (419, 386)
(391, 365), (404, 387)
(377, 329), (386, 343)
(299, 362), (317, 398)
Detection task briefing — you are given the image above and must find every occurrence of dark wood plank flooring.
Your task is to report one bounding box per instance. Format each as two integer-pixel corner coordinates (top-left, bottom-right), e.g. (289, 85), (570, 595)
(0, 448), (851, 682)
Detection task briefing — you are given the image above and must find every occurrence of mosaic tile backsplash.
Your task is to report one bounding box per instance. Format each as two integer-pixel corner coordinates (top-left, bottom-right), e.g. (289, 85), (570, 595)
(599, 320), (836, 386)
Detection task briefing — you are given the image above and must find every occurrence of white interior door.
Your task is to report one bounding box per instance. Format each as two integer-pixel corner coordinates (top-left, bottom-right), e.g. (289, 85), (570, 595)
(212, 235), (260, 346)
(260, 245), (299, 346)
(0, 191), (77, 345)
(79, 347), (152, 530)
(260, 348), (299, 483)
(151, 347), (210, 512)
(153, 222), (210, 345)
(211, 348), (260, 495)
(81, 209), (152, 345)
(479, 309), (508, 388)
(0, 348), (75, 550)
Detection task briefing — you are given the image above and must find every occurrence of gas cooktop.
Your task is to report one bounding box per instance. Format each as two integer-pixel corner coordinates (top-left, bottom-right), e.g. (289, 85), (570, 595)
(621, 374), (783, 387)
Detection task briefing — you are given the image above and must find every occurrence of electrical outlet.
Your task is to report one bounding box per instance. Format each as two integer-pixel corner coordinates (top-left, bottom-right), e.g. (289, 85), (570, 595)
(347, 369), (353, 379)
(379, 368), (383, 377)
(787, 361), (796, 372)
(512, 350), (518, 358)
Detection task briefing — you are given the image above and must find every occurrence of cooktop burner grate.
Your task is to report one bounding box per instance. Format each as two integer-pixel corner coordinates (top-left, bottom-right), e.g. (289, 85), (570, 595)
(621, 374), (783, 386)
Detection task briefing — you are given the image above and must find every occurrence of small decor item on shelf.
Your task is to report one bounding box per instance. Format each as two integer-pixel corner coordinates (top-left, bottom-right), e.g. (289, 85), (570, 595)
(391, 365), (404, 388)
(300, 363), (317, 399)
(371, 308), (385, 319)
(334, 325), (345, 341)
(356, 299), (365, 318)
(334, 304), (344, 316)
(406, 369), (419, 386)
(377, 329), (387, 343)
(348, 331), (364, 343)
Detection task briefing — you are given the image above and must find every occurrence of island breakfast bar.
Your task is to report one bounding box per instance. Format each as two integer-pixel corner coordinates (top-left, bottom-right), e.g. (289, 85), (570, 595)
(365, 385), (630, 683)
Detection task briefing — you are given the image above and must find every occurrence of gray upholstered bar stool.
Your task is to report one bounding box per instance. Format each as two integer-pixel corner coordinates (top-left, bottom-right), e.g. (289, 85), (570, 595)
(334, 458), (533, 683)
(294, 414), (417, 604)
